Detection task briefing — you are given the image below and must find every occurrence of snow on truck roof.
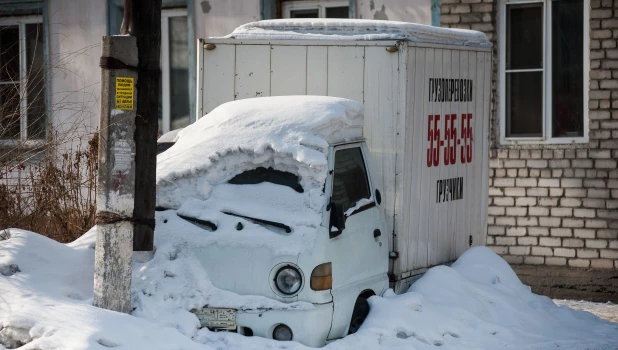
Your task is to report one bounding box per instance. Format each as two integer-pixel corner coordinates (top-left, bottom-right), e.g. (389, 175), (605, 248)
(156, 96), (363, 209)
(224, 19), (491, 48)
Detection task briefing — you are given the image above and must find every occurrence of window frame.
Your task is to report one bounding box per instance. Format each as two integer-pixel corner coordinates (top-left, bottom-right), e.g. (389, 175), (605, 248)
(0, 15), (45, 143)
(498, 0), (589, 145)
(282, 0), (350, 19)
(160, 8), (188, 134)
(329, 142), (374, 217)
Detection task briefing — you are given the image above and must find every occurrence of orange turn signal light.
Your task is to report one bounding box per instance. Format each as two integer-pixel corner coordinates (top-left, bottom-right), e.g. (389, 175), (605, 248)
(310, 262), (332, 291)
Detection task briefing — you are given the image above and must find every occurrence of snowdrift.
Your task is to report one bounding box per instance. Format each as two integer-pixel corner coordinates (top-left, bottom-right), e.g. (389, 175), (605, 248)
(1, 227), (617, 349)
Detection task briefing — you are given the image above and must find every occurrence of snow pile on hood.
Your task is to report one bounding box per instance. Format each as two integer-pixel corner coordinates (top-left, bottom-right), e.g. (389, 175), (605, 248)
(2, 228), (618, 350)
(224, 19), (491, 48)
(156, 96), (363, 211)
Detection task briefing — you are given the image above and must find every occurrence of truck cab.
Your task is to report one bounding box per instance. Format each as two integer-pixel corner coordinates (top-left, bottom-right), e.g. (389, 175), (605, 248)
(156, 96), (389, 347)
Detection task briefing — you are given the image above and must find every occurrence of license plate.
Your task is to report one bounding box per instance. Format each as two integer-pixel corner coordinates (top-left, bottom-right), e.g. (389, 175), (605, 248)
(192, 308), (237, 330)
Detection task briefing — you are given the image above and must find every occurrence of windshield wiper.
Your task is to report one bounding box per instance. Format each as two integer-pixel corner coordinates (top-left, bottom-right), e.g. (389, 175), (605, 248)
(222, 211), (292, 234)
(176, 213), (218, 231)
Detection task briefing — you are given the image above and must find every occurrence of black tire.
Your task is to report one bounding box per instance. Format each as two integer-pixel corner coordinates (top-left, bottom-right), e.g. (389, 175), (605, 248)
(348, 297), (370, 335)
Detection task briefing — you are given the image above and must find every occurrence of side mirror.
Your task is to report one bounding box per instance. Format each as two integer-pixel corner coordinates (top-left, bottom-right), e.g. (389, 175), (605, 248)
(329, 202), (346, 239)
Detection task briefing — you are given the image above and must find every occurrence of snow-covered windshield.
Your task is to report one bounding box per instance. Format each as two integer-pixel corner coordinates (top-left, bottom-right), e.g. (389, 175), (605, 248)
(176, 182), (316, 236)
(172, 168), (306, 234)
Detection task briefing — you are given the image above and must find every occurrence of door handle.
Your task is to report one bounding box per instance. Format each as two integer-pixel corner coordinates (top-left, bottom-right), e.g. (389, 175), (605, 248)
(373, 229), (381, 238)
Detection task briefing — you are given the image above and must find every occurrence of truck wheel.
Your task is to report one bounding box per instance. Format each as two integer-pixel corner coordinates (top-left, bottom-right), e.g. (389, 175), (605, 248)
(348, 297), (370, 335)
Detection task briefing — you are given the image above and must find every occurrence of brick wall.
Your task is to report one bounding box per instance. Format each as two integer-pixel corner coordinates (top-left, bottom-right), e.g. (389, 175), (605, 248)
(442, 0), (618, 268)
(441, 0), (498, 147)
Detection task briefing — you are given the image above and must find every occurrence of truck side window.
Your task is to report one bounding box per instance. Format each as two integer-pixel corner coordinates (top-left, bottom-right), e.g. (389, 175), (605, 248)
(331, 147), (370, 211)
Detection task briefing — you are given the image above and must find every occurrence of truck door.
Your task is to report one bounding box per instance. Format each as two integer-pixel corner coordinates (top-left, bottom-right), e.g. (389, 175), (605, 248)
(326, 143), (389, 339)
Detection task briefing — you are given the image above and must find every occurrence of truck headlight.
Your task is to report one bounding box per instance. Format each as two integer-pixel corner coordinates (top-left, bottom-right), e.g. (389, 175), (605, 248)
(275, 266), (302, 295)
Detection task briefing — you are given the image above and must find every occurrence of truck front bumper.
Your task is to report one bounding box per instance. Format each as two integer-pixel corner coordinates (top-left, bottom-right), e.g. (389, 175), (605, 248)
(236, 302), (333, 348)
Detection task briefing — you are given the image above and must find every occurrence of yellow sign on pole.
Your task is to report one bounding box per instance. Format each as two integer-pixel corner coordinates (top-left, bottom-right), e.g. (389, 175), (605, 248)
(115, 77), (134, 110)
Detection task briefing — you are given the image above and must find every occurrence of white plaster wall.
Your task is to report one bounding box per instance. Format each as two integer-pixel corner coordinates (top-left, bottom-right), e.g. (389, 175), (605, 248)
(193, 0), (260, 39)
(356, 0), (431, 25)
(48, 0), (106, 150)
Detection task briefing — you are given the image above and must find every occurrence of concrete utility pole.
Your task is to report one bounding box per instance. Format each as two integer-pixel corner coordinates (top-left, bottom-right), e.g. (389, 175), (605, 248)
(94, 36), (139, 313)
(121, 0), (162, 252)
(94, 0), (161, 312)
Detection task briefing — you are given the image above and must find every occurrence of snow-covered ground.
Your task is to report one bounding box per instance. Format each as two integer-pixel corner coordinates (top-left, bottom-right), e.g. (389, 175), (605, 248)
(554, 299), (618, 323)
(2, 97), (618, 348)
(1, 227), (617, 349)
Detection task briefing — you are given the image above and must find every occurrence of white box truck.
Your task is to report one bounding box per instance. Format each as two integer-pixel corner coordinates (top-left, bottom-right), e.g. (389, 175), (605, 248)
(158, 19), (491, 347)
(197, 19), (491, 289)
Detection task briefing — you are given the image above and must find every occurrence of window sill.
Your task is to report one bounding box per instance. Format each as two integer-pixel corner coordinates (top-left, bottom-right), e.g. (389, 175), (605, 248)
(0, 139), (46, 148)
(0, 140), (47, 164)
(496, 136), (590, 150)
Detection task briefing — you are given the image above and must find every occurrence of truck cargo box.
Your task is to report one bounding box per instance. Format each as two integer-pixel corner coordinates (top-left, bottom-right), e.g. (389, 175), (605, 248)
(197, 19), (491, 291)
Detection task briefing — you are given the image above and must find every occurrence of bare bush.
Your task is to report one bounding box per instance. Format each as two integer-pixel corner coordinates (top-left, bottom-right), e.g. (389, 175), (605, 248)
(0, 132), (98, 242)
(0, 20), (100, 242)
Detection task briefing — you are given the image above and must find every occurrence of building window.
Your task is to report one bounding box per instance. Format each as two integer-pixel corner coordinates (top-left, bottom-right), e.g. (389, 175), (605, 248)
(0, 17), (45, 141)
(283, 1), (350, 19)
(160, 9), (190, 135)
(499, 0), (589, 144)
(109, 4), (190, 135)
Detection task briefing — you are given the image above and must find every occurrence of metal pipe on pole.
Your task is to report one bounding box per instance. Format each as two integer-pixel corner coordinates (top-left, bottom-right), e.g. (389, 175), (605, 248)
(121, 0), (161, 252)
